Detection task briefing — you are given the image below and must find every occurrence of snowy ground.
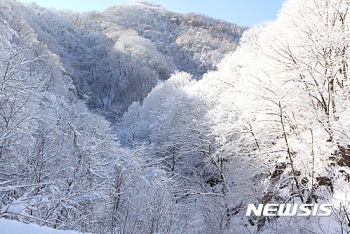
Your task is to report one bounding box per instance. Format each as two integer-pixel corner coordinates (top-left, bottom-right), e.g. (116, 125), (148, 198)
(0, 219), (87, 234)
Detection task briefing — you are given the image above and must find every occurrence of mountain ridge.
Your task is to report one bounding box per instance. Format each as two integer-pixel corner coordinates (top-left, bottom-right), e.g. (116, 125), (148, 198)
(10, 0), (245, 119)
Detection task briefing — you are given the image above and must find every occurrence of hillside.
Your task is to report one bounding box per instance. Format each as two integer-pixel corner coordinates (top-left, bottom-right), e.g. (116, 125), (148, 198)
(11, 0), (244, 118)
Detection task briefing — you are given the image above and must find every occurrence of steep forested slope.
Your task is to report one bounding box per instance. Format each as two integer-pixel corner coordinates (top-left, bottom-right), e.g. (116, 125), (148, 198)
(5, 0), (244, 119)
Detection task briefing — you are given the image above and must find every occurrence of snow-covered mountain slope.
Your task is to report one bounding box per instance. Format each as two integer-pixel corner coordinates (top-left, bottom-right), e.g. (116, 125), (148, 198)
(4, 0), (244, 118)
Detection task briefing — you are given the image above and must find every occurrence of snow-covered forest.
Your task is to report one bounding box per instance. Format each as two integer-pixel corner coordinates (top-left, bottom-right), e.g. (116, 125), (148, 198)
(0, 0), (350, 233)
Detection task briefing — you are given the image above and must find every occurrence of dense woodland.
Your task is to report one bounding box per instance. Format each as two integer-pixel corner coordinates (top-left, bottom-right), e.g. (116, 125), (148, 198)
(0, 0), (350, 233)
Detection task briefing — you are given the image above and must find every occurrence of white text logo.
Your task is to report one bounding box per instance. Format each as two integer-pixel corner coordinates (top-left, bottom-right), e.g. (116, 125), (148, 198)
(246, 204), (333, 217)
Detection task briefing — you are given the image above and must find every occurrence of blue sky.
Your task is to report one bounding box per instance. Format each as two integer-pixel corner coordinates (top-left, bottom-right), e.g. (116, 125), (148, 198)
(18, 0), (286, 27)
